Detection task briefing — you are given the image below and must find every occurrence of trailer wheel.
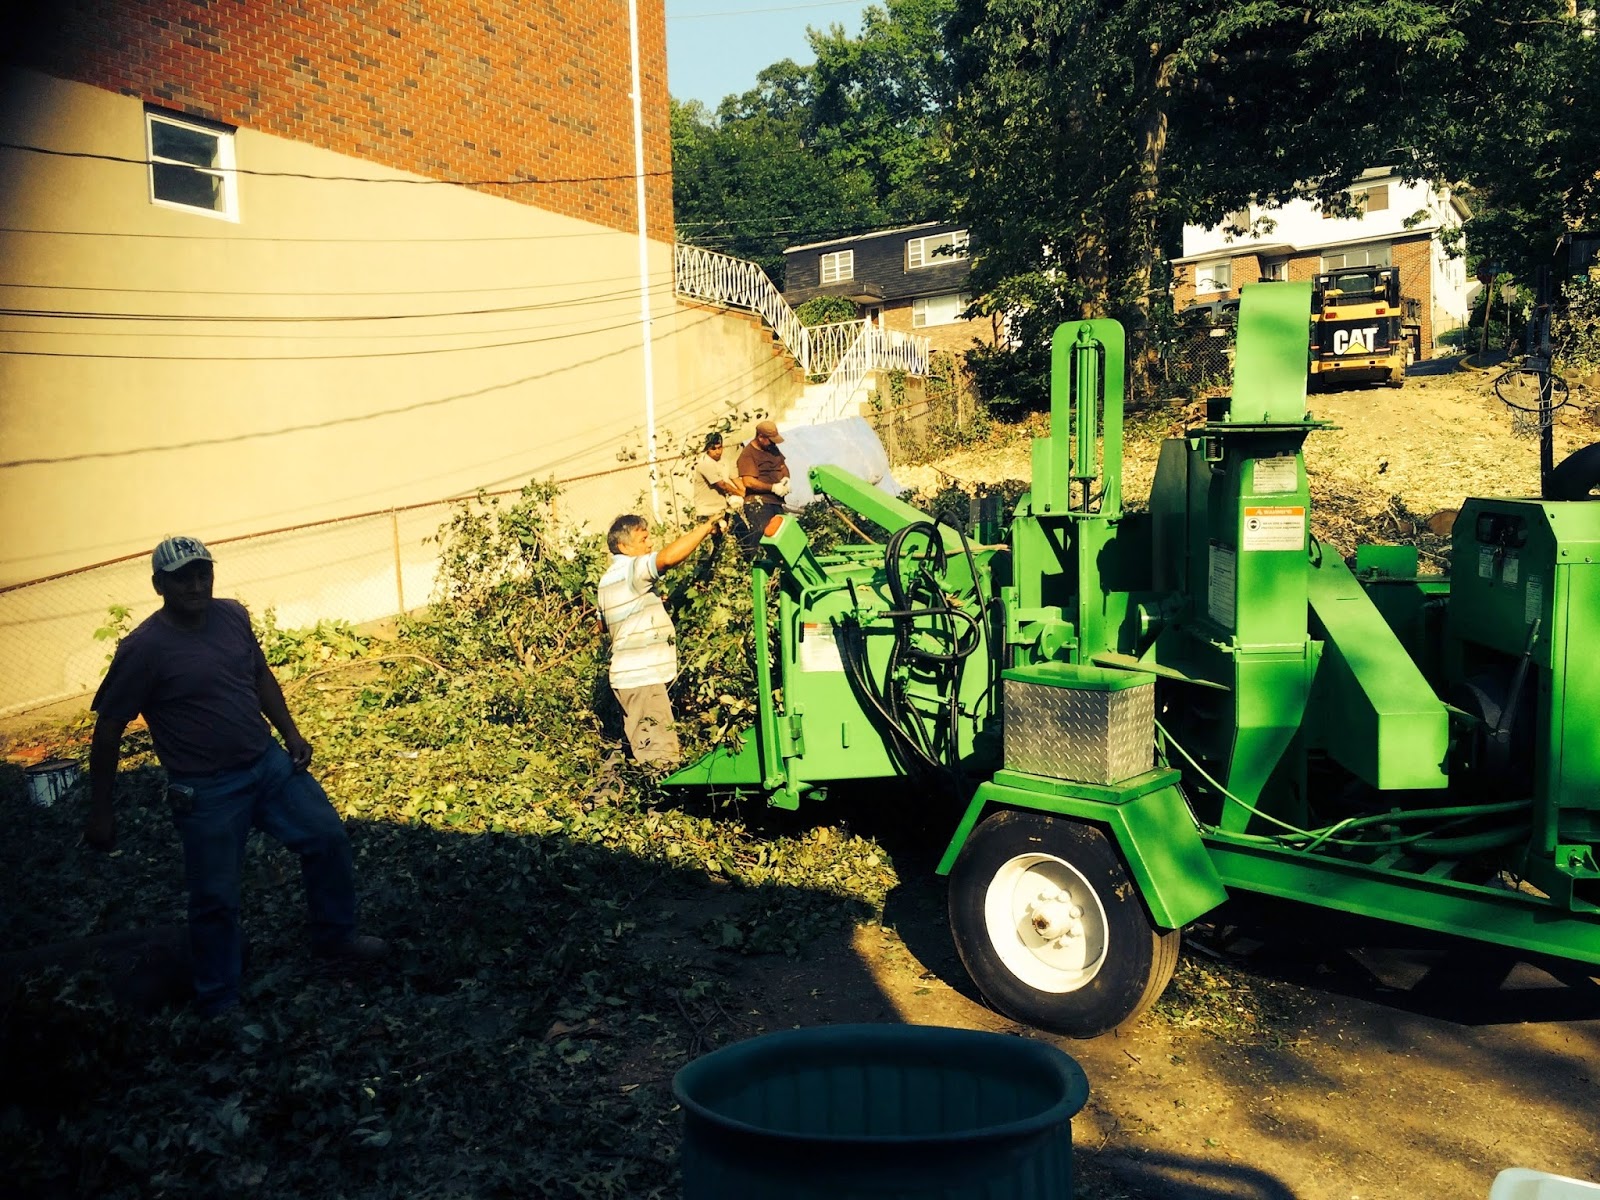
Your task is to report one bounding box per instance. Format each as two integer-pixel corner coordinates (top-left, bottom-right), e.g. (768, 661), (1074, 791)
(948, 810), (1180, 1038)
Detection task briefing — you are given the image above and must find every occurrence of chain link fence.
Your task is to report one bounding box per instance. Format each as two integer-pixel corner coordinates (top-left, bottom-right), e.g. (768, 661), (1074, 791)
(2, 332), (1238, 719)
(1130, 327), (1236, 403)
(0, 456), (704, 719)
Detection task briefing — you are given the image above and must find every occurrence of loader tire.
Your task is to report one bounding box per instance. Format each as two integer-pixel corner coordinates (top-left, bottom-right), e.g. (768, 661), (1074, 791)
(1548, 442), (1600, 500)
(948, 811), (1180, 1038)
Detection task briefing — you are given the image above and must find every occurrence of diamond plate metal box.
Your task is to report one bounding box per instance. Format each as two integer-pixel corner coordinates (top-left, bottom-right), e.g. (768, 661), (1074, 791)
(1003, 663), (1155, 784)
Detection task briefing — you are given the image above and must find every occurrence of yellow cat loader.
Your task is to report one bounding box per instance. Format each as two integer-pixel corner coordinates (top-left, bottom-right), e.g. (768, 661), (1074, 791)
(1309, 264), (1407, 389)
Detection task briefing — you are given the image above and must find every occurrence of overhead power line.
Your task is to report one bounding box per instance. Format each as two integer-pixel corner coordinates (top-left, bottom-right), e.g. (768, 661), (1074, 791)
(0, 224), (657, 245)
(0, 283), (675, 325)
(670, 0), (870, 19)
(0, 141), (670, 187)
(0, 315), (650, 362)
(0, 272), (669, 299)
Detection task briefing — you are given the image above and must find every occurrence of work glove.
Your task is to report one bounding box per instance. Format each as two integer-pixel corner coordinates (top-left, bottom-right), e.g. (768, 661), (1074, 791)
(725, 493), (744, 512)
(772, 478), (791, 498)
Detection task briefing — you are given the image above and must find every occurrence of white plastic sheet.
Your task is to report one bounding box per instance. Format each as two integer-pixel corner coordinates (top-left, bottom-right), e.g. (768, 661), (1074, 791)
(735, 416), (905, 511)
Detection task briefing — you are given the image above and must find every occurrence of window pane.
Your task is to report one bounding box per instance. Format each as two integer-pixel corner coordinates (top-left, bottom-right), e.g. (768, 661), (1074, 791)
(821, 250), (852, 284)
(152, 162), (223, 211)
(913, 292), (964, 327)
(909, 232), (965, 270)
(151, 121), (221, 169)
(1197, 261), (1231, 291)
(1364, 185), (1389, 212)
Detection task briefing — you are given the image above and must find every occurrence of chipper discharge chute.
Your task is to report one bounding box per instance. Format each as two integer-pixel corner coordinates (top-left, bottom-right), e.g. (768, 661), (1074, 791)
(666, 281), (1600, 1038)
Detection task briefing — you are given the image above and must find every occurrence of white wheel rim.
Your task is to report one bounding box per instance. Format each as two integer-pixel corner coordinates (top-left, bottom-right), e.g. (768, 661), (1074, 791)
(983, 852), (1109, 994)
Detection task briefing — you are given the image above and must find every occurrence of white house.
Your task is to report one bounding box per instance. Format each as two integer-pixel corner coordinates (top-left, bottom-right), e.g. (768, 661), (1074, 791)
(1171, 169), (1475, 354)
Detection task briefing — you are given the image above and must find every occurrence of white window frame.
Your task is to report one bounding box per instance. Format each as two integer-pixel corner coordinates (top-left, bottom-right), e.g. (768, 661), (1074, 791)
(906, 229), (969, 270)
(1355, 184), (1390, 213)
(146, 109), (239, 221)
(1195, 260), (1232, 293)
(820, 250), (854, 284)
(1321, 244), (1391, 271)
(911, 292), (970, 328)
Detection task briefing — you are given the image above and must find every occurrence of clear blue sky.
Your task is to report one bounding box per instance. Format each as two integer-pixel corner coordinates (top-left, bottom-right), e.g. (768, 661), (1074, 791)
(664, 0), (878, 109)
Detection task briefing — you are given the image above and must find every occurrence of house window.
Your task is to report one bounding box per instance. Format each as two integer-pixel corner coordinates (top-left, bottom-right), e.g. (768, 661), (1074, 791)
(1195, 260), (1232, 293)
(1224, 208), (1250, 232)
(1321, 244), (1391, 271)
(912, 292), (969, 327)
(1322, 183), (1390, 219)
(1357, 184), (1389, 213)
(146, 109), (238, 220)
(1261, 259), (1288, 282)
(820, 250), (854, 284)
(906, 229), (969, 270)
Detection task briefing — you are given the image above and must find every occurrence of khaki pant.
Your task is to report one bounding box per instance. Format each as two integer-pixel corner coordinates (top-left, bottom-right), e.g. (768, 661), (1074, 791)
(613, 683), (680, 765)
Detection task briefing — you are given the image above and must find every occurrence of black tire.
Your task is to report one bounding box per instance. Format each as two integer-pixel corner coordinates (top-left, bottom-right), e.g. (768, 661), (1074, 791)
(948, 810), (1180, 1038)
(1548, 442), (1600, 501)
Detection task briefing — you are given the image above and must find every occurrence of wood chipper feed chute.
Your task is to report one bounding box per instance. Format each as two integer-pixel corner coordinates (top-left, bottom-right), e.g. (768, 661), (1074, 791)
(665, 280), (1600, 1038)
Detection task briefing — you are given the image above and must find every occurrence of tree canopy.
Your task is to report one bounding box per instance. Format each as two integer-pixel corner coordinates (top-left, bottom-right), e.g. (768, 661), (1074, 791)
(670, 0), (956, 285)
(670, 0), (1598, 394)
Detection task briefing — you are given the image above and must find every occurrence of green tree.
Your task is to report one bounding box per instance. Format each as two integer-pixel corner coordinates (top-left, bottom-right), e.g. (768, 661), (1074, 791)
(808, 0), (957, 222)
(945, 0), (1577, 400)
(671, 69), (881, 282)
(1426, 7), (1600, 283)
(671, 0), (957, 284)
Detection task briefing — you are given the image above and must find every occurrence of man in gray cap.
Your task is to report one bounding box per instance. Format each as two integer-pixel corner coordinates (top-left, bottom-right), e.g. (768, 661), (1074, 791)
(735, 419), (792, 554)
(86, 535), (384, 1015)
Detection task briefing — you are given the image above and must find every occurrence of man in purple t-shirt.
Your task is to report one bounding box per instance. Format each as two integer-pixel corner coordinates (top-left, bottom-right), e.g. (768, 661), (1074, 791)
(87, 535), (384, 1015)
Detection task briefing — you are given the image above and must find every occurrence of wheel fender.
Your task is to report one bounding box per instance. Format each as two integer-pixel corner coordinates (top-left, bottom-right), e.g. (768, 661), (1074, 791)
(938, 777), (1228, 930)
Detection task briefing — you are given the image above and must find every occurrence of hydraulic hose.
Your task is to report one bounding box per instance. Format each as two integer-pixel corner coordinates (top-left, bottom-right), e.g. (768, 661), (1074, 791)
(1156, 717), (1533, 854)
(837, 521), (986, 788)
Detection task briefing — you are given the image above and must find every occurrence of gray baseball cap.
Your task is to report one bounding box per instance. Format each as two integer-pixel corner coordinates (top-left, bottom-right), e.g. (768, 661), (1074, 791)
(151, 535), (214, 574)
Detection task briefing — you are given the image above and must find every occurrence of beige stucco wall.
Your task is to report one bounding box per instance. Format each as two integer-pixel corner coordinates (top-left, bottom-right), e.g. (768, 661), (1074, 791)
(0, 69), (803, 713)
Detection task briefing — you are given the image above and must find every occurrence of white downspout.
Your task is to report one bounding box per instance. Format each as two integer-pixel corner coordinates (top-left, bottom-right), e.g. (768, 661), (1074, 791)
(626, 0), (659, 517)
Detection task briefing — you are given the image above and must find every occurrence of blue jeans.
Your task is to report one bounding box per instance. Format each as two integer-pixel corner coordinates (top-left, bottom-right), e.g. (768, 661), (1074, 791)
(169, 745), (356, 1014)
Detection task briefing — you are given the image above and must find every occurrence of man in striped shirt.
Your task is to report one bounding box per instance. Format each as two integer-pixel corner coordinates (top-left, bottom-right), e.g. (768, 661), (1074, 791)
(598, 512), (723, 765)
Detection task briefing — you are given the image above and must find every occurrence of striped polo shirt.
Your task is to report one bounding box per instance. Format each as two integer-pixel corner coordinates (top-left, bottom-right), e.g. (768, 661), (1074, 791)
(598, 552), (677, 689)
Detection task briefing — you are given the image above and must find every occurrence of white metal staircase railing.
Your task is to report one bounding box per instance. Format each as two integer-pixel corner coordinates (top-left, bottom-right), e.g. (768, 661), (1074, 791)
(807, 326), (933, 423)
(674, 243), (932, 422)
(675, 242), (812, 373)
(802, 319), (865, 380)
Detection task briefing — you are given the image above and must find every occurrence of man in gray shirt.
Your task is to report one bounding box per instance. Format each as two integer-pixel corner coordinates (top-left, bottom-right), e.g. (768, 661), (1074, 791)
(691, 431), (744, 519)
(86, 535), (384, 1015)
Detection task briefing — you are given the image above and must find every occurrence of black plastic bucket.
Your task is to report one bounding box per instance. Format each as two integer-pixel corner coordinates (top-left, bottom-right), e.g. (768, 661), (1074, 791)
(673, 1023), (1090, 1199)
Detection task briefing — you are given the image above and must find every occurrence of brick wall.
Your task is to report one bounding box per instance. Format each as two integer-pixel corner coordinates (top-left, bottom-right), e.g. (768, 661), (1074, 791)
(878, 301), (996, 354)
(1390, 235), (1434, 351)
(5, 0), (671, 237)
(1172, 235), (1436, 351)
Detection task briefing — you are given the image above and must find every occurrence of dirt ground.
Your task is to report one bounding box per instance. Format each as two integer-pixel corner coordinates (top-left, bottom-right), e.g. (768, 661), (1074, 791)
(855, 359), (1600, 1199)
(10, 358), (1599, 1199)
(724, 856), (1600, 1200)
(900, 355), (1599, 545)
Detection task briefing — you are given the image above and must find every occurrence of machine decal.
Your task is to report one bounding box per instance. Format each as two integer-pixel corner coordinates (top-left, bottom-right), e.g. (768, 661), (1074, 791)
(1332, 325), (1381, 354)
(1207, 544), (1236, 626)
(1241, 505), (1306, 551)
(1525, 576), (1543, 625)
(1479, 546), (1495, 579)
(1503, 553), (1520, 586)
(1251, 456), (1298, 494)
(798, 622), (845, 672)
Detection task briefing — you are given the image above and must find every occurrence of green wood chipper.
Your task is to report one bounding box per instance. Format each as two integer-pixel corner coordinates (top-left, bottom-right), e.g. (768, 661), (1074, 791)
(665, 281), (1600, 1038)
